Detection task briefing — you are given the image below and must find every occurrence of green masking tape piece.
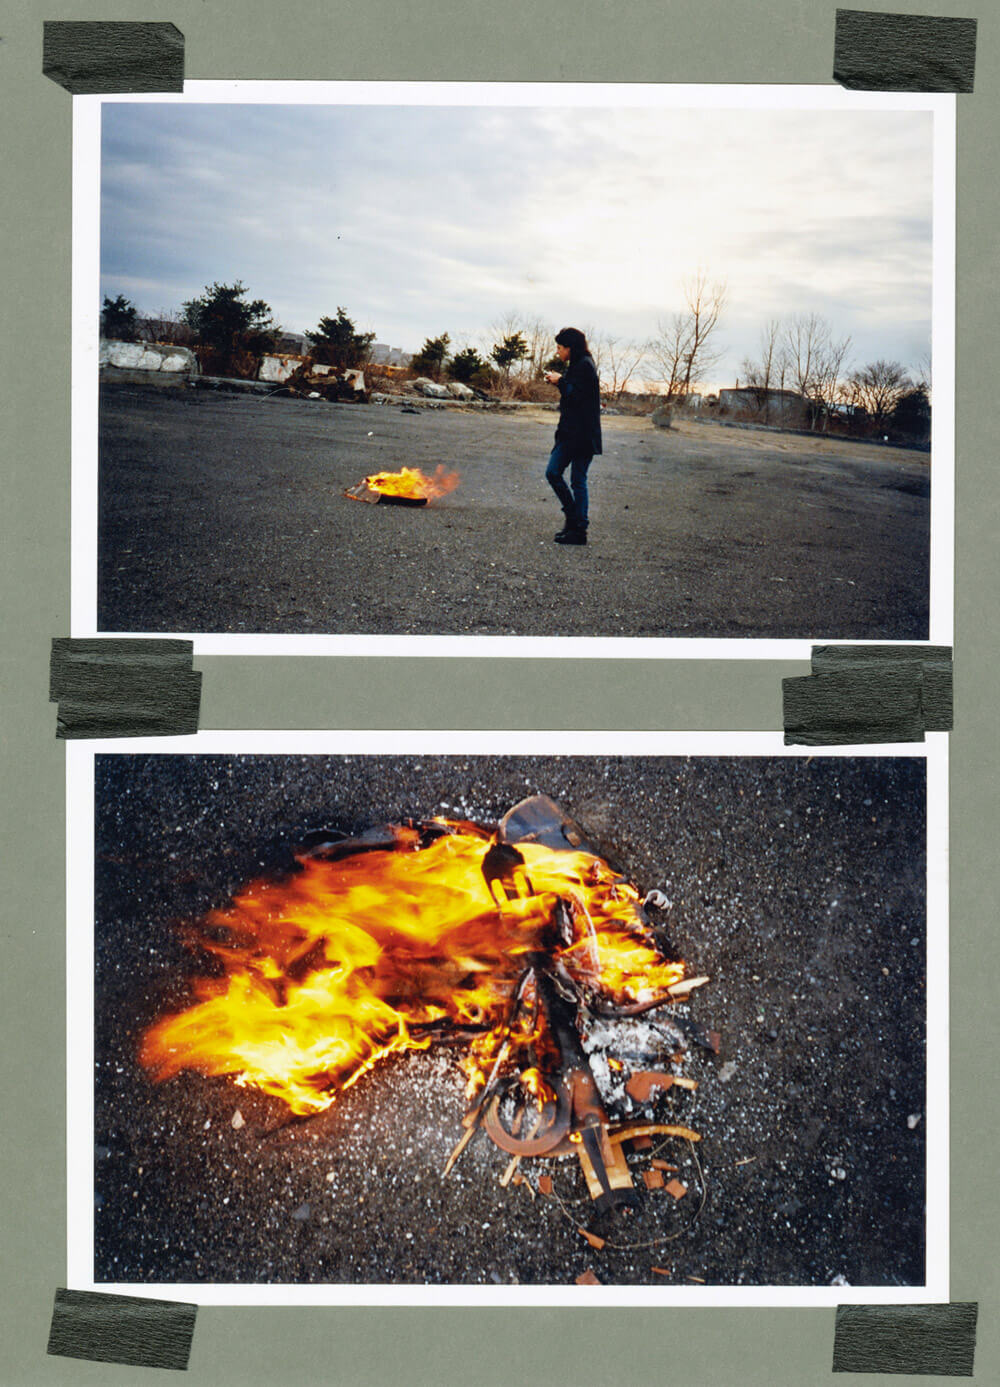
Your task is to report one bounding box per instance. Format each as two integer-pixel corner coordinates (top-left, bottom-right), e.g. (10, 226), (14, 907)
(784, 644), (952, 745)
(50, 638), (201, 739)
(812, 645), (953, 731)
(47, 1289), (197, 1371)
(42, 21), (184, 95)
(833, 1303), (978, 1376)
(834, 10), (977, 93)
(784, 664), (924, 746)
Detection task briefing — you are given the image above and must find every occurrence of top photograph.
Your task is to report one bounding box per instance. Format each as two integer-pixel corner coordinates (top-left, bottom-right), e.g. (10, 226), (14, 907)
(75, 83), (952, 647)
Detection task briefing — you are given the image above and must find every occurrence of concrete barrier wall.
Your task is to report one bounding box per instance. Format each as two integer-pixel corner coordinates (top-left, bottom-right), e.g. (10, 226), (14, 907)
(100, 339), (199, 376)
(259, 354), (310, 383)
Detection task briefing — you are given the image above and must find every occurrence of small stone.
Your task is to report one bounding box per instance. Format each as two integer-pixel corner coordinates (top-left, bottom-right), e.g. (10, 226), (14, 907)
(231, 1109), (245, 1130)
(292, 1203), (311, 1221)
(907, 1113), (922, 1129)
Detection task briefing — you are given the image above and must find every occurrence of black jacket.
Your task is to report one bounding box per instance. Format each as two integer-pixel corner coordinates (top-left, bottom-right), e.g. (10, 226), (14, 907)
(555, 353), (602, 455)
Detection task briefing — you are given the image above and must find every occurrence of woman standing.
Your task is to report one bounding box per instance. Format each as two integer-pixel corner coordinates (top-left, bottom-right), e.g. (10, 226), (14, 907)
(543, 327), (602, 545)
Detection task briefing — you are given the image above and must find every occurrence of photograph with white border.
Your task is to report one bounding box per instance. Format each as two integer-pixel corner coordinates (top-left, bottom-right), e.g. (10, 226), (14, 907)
(68, 730), (946, 1305)
(75, 83), (953, 656)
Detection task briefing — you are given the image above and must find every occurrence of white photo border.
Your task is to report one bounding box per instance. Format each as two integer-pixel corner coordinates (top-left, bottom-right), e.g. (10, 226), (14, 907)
(72, 82), (954, 658)
(67, 729), (949, 1307)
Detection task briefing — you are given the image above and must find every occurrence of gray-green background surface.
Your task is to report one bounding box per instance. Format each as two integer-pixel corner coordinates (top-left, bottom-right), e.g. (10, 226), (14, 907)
(2, 3), (996, 1383)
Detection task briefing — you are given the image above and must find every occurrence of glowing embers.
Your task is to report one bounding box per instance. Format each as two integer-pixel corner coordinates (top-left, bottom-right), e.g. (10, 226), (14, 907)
(345, 465), (460, 505)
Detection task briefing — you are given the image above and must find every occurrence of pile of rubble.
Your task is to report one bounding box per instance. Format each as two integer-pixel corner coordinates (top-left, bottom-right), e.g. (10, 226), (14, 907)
(279, 361), (487, 409)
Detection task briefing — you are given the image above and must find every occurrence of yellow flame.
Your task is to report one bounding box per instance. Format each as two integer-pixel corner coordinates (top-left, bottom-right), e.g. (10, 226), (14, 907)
(140, 824), (685, 1115)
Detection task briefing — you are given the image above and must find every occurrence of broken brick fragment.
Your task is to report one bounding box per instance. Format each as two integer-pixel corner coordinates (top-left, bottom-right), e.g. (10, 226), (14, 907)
(538, 1174), (553, 1196)
(642, 1168), (665, 1190)
(576, 1269), (601, 1285)
(578, 1228), (606, 1250)
(665, 1178), (688, 1200)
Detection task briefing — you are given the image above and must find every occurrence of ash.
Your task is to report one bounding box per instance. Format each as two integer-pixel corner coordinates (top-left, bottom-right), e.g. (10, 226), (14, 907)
(581, 1013), (687, 1116)
(94, 753), (927, 1287)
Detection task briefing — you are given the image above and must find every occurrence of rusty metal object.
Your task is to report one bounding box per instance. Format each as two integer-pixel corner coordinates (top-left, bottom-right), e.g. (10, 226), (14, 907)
(482, 1075), (571, 1156)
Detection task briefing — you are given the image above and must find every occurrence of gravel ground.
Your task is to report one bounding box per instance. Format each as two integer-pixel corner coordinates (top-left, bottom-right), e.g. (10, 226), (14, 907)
(94, 753), (926, 1287)
(97, 386), (930, 638)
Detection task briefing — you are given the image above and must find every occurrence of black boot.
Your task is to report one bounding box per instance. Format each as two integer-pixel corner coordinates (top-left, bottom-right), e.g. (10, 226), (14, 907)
(554, 505), (586, 543)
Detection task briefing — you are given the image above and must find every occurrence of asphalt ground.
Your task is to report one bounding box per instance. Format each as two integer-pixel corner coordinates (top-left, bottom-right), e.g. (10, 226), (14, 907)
(97, 386), (931, 638)
(94, 753), (927, 1287)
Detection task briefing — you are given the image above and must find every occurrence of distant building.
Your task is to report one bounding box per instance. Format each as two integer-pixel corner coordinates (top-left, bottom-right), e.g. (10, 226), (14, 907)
(719, 387), (805, 424)
(275, 331), (311, 355)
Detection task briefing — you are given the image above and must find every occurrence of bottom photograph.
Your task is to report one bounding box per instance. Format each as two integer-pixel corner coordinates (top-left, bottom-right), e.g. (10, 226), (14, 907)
(74, 739), (939, 1299)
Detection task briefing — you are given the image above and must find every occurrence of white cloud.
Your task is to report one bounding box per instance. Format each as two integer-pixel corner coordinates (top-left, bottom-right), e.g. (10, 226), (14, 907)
(101, 100), (933, 380)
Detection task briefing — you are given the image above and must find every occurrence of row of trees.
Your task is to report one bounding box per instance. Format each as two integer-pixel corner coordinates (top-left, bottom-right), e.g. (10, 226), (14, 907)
(102, 280), (930, 439)
(738, 313), (930, 437)
(102, 286), (375, 375)
(407, 328), (559, 388)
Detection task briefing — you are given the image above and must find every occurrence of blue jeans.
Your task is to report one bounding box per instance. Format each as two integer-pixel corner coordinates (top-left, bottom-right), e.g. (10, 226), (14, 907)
(545, 441), (592, 527)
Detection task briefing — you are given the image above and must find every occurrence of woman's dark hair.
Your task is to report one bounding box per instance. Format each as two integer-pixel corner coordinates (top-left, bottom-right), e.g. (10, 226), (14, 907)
(555, 326), (589, 360)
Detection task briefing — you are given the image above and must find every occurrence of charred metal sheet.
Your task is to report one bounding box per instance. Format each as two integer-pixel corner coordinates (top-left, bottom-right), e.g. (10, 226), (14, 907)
(499, 794), (601, 856)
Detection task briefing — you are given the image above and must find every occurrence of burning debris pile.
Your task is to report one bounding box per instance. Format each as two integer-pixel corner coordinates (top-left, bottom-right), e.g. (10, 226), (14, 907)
(141, 796), (713, 1215)
(345, 464), (460, 506)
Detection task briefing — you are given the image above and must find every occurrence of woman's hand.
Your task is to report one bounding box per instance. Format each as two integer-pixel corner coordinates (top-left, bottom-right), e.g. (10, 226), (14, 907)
(544, 371), (561, 385)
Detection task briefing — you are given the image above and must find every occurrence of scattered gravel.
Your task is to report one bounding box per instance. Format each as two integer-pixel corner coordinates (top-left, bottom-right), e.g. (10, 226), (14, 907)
(98, 386), (930, 637)
(93, 753), (927, 1288)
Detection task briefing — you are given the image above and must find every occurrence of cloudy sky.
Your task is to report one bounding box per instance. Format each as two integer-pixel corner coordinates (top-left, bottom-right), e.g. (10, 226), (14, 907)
(100, 98), (933, 385)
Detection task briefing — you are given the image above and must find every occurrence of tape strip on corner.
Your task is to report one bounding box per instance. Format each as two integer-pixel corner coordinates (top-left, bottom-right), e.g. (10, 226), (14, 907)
(42, 21), (184, 95)
(833, 1303), (978, 1376)
(47, 1289), (197, 1371)
(834, 9), (977, 93)
(782, 644), (952, 746)
(50, 637), (202, 739)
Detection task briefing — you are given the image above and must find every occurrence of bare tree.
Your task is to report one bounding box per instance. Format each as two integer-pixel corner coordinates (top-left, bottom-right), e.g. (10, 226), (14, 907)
(782, 314), (852, 430)
(582, 325), (605, 379)
(488, 311), (555, 379)
(783, 312), (829, 402)
(847, 359), (913, 435)
(740, 318), (783, 422)
(600, 335), (649, 401)
(915, 350), (932, 398)
(522, 316), (556, 379)
(646, 313), (689, 399)
(648, 271), (726, 401)
(679, 271), (726, 396)
(811, 334), (853, 431)
(136, 306), (196, 346)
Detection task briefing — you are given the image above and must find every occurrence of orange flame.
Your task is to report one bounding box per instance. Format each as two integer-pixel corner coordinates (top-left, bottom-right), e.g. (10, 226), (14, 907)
(363, 465), (459, 500)
(139, 821), (685, 1116)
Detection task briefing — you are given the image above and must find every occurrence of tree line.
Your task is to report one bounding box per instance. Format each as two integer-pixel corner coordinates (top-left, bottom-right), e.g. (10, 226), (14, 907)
(737, 312), (930, 439)
(102, 277), (931, 440)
